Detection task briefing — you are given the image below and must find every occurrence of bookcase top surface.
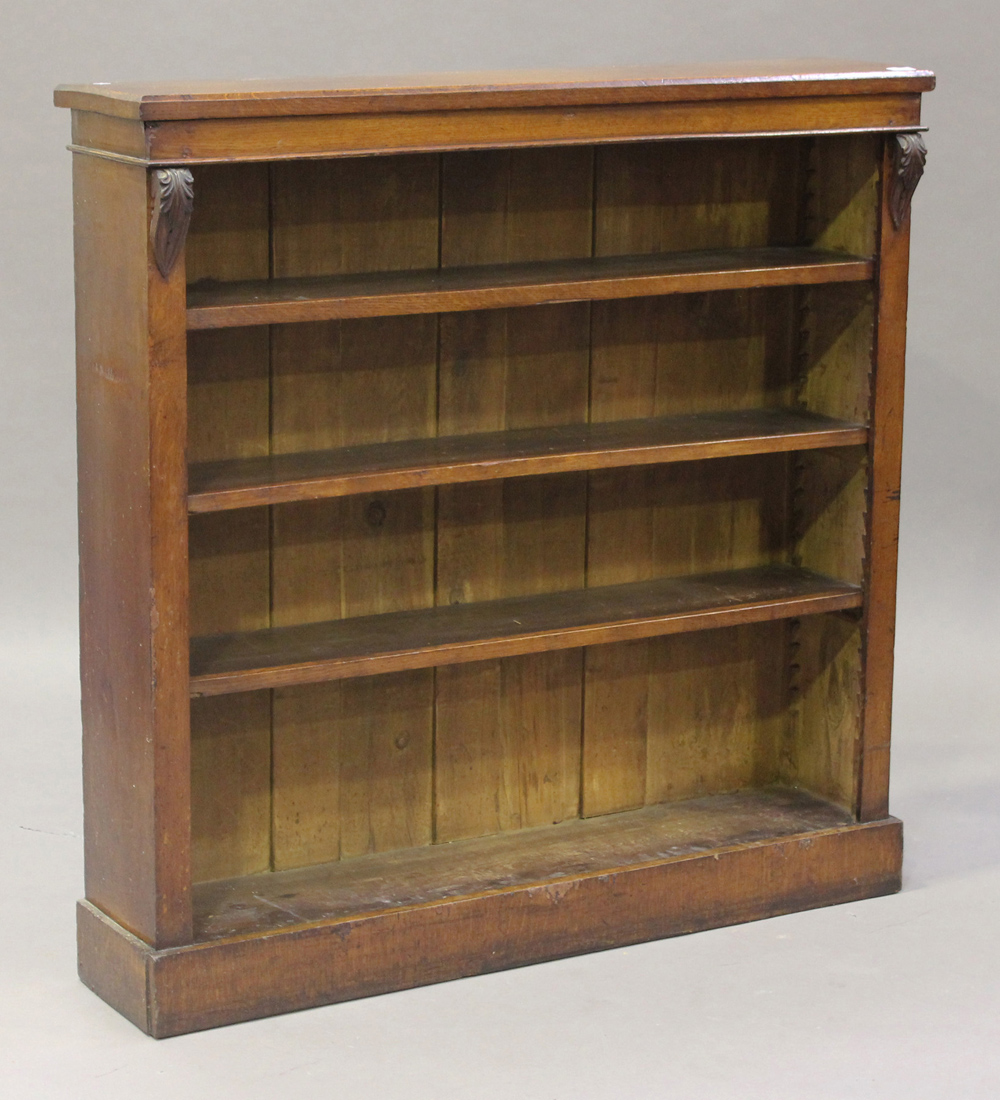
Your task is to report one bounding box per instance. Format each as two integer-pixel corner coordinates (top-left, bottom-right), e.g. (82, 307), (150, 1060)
(55, 60), (934, 121)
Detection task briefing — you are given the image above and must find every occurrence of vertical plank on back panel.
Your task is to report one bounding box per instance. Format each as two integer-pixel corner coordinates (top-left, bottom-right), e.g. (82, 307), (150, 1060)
(189, 694), (271, 881)
(582, 138), (803, 817)
(434, 148), (592, 842)
(186, 164), (271, 883)
(272, 673), (433, 869)
(591, 288), (795, 423)
(594, 137), (804, 256)
(270, 156), (438, 869)
(582, 455), (790, 815)
(644, 623), (785, 804)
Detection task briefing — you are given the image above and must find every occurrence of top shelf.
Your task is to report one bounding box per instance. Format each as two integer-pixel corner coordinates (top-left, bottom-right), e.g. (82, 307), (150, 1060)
(187, 247), (874, 330)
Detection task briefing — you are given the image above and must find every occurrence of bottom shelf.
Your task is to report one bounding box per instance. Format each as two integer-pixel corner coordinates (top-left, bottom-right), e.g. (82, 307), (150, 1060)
(193, 786), (855, 940)
(79, 788), (902, 1037)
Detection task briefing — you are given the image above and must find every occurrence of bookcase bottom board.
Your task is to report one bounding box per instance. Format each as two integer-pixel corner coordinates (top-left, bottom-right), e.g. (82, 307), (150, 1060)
(78, 789), (902, 1037)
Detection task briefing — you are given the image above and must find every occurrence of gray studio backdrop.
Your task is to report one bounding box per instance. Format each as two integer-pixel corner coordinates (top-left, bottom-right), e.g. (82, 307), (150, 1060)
(1, 3), (998, 1098)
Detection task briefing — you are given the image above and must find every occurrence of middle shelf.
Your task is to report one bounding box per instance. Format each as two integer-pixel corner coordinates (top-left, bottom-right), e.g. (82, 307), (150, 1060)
(188, 407), (867, 513)
(189, 563), (862, 696)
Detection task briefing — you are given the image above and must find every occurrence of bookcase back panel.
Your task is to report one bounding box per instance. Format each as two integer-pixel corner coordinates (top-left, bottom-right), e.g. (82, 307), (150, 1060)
(794, 446), (868, 587)
(186, 166), (273, 884)
(272, 672), (434, 868)
(799, 282), (874, 423)
(191, 692), (271, 881)
(595, 138), (806, 254)
(267, 155), (440, 872)
(434, 651), (584, 843)
(587, 453), (791, 584)
(433, 148), (594, 844)
(782, 613), (863, 810)
(807, 133), (880, 257)
(229, 612), (859, 874)
(591, 288), (796, 419)
(441, 146), (594, 264)
(581, 621), (788, 816)
(183, 136), (878, 883)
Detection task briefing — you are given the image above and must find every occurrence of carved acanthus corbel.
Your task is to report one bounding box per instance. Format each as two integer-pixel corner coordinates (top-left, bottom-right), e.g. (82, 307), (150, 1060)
(889, 133), (927, 231)
(150, 168), (194, 278)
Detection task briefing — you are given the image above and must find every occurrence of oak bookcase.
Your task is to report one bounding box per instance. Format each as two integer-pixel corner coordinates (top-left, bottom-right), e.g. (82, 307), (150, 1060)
(56, 62), (933, 1037)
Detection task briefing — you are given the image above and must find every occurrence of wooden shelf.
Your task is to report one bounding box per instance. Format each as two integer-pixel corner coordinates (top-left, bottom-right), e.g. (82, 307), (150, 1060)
(189, 564), (862, 696)
(186, 246), (874, 329)
(188, 408), (867, 513)
(193, 786), (855, 940)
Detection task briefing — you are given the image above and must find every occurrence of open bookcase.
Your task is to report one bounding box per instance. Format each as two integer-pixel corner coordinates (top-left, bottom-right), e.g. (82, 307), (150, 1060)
(56, 62), (933, 1036)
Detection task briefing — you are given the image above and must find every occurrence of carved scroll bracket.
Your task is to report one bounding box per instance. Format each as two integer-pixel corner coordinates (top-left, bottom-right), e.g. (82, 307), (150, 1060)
(888, 132), (927, 231)
(150, 168), (194, 279)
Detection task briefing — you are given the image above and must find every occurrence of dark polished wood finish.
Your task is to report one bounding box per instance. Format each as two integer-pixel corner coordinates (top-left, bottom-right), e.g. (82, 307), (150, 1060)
(60, 62), (931, 1036)
(150, 168), (195, 279)
(888, 132), (928, 231)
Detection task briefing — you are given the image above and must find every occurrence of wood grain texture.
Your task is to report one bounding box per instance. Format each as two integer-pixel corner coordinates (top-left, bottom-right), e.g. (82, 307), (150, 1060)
(69, 108), (147, 157)
(185, 163), (272, 884)
(190, 694), (270, 881)
(794, 446), (868, 586)
(272, 673), (433, 869)
(798, 133), (878, 425)
(187, 247), (874, 329)
(858, 136), (914, 821)
(582, 456), (792, 815)
(65, 69), (929, 1033)
(432, 148), (592, 843)
(582, 138), (804, 819)
(130, 96), (923, 166)
(783, 614), (863, 810)
(75, 153), (192, 947)
(434, 650), (583, 841)
(188, 408), (867, 512)
(55, 63), (935, 121)
(199, 787), (854, 937)
(77, 901), (153, 1033)
(590, 289), (796, 422)
(583, 623), (786, 816)
(189, 565), (862, 696)
(269, 156), (439, 871)
(77, 808), (903, 1036)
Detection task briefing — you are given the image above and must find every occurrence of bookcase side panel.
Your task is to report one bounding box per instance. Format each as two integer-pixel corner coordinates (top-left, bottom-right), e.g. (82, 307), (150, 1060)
(75, 154), (191, 946)
(434, 148), (592, 843)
